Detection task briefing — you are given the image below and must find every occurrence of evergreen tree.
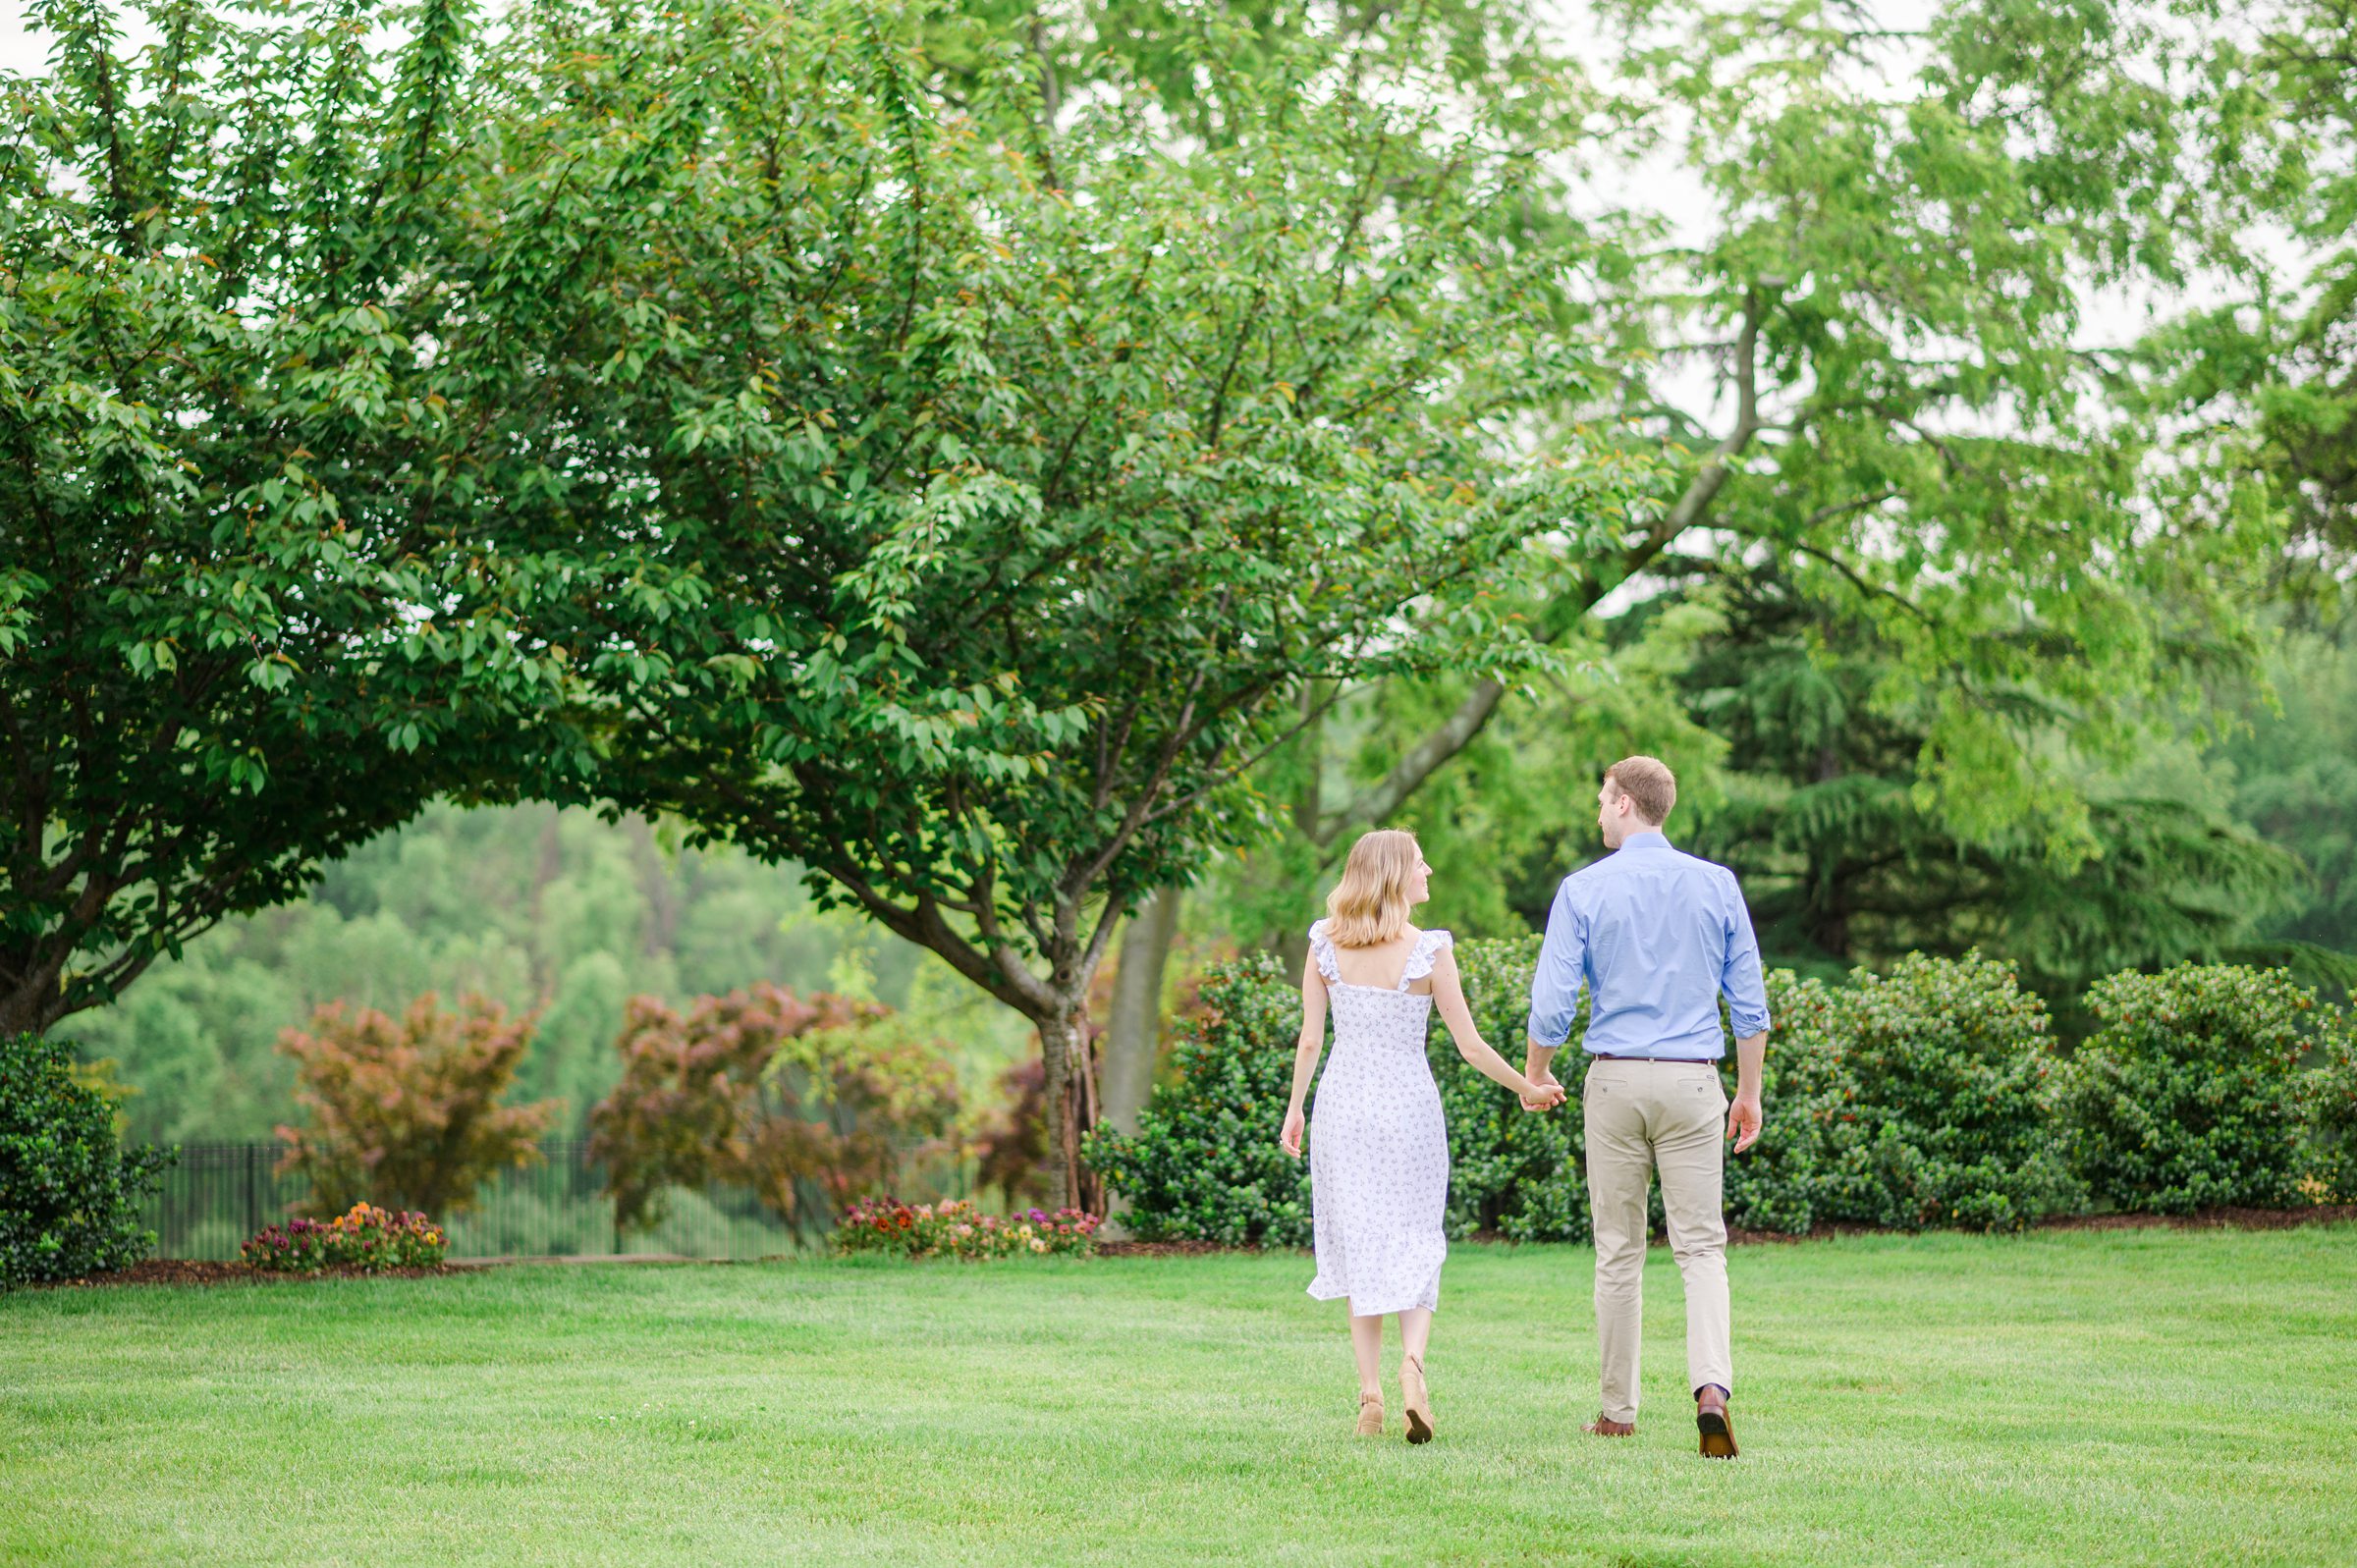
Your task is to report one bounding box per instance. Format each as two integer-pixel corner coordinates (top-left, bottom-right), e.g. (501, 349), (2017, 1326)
(2220, 619), (2357, 989)
(1666, 567), (2334, 1030)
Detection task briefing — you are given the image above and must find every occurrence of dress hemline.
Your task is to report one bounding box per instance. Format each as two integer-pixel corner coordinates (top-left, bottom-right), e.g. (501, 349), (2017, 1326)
(1305, 1266), (1443, 1318)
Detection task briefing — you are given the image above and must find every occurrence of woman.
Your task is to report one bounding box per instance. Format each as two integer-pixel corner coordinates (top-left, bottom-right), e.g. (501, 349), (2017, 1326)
(1279, 829), (1565, 1443)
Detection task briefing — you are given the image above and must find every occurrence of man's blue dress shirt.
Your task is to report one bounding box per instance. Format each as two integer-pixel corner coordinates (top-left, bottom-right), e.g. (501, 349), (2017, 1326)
(1525, 832), (1772, 1060)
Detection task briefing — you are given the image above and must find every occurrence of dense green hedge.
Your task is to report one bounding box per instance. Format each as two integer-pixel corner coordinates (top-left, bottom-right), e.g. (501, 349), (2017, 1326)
(2061, 966), (2341, 1214)
(2306, 1024), (2357, 1203)
(1804, 953), (2079, 1232)
(1089, 945), (2353, 1243)
(2, 1033), (174, 1286)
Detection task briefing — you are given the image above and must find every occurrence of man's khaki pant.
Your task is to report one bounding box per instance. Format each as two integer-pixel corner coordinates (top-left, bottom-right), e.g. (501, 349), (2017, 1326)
(1583, 1057), (1731, 1424)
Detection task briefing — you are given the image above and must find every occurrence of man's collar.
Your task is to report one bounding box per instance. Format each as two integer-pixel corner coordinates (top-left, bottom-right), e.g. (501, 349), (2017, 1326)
(1617, 831), (1672, 850)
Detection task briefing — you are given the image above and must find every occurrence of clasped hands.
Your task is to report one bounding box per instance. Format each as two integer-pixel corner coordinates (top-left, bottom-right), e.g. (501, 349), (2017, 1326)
(1517, 1075), (1565, 1113)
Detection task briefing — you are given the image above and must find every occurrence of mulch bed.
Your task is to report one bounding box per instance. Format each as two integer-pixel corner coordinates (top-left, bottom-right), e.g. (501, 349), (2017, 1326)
(1721, 1205), (2357, 1246)
(24, 1259), (452, 1290)
(1093, 1239), (1260, 1258)
(1107, 1207), (2357, 1256)
(2039, 1203), (2357, 1233)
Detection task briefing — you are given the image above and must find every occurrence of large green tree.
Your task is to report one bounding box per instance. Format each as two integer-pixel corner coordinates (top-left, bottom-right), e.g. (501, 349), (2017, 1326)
(1152, 0), (2289, 998)
(845, 0), (2300, 1119)
(2135, 0), (2357, 596)
(0, 0), (688, 1035)
(457, 0), (1643, 1204)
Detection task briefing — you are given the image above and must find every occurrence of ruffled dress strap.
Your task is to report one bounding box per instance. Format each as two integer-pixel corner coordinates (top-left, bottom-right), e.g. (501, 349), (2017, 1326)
(1307, 918), (1343, 983)
(1398, 928), (1453, 989)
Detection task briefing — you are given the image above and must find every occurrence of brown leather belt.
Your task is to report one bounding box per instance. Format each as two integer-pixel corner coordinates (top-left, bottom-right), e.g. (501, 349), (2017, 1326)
(1588, 1054), (1717, 1063)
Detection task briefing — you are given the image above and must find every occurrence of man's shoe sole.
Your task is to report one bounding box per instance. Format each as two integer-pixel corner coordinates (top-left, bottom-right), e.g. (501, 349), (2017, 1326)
(1697, 1408), (1737, 1459)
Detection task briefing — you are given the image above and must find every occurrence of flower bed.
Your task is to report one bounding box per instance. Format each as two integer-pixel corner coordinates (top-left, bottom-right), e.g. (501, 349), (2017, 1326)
(835, 1198), (1101, 1260)
(241, 1204), (447, 1273)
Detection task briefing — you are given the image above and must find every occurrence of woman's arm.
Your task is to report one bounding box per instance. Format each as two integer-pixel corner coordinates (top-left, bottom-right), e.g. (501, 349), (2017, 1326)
(1430, 947), (1564, 1107)
(1279, 956), (1329, 1157)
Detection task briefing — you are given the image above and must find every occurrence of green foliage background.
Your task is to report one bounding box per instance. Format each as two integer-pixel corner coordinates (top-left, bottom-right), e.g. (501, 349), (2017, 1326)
(60, 804), (1033, 1147)
(12, 0), (2357, 1214)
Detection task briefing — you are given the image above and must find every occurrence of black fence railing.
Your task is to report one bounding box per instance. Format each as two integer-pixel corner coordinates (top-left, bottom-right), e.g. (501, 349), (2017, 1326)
(143, 1138), (974, 1262)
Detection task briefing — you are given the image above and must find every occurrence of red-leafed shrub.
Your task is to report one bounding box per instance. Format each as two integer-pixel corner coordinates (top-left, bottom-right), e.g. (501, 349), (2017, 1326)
(587, 984), (961, 1231)
(276, 994), (560, 1218)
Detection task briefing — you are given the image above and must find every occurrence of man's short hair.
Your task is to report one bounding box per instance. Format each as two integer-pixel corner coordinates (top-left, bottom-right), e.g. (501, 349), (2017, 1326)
(1605, 756), (1676, 826)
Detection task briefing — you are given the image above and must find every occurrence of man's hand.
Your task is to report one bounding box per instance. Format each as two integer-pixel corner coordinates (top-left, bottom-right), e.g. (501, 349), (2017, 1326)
(1518, 1078), (1566, 1112)
(1522, 1042), (1560, 1114)
(1726, 1094), (1762, 1153)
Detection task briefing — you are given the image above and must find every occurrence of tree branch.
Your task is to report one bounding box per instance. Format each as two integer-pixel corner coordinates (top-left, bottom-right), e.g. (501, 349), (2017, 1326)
(1320, 282), (1784, 838)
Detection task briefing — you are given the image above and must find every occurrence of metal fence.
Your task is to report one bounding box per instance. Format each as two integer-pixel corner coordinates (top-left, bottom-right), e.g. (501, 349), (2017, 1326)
(143, 1139), (974, 1262)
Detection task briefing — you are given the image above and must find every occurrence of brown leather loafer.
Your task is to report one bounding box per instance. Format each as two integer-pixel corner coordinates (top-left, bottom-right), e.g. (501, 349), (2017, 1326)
(1696, 1388), (1737, 1459)
(1583, 1415), (1636, 1436)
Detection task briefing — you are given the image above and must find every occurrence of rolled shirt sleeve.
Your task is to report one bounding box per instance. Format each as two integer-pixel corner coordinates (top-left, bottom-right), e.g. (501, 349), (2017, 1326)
(1525, 877), (1590, 1049)
(1718, 868), (1772, 1037)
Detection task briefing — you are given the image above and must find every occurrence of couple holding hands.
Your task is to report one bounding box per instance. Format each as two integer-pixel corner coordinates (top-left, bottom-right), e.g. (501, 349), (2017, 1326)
(1278, 756), (1771, 1458)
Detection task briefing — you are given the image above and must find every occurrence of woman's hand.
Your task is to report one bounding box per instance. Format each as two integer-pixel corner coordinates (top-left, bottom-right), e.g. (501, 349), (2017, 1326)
(1280, 1105), (1306, 1158)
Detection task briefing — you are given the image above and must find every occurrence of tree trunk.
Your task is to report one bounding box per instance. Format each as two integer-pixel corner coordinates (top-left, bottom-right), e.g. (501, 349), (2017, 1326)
(1035, 1008), (1103, 1214)
(0, 955), (66, 1038)
(1268, 679), (1328, 983)
(0, 990), (46, 1038)
(1272, 925), (1311, 987)
(1069, 1030), (1103, 1217)
(1100, 887), (1181, 1137)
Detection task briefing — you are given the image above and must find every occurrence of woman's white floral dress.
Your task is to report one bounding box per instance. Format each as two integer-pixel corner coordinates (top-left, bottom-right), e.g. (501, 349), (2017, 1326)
(1305, 919), (1453, 1317)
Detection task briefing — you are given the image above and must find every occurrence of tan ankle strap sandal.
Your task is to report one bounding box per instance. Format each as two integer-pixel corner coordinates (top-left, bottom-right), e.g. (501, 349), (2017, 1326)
(1400, 1357), (1434, 1445)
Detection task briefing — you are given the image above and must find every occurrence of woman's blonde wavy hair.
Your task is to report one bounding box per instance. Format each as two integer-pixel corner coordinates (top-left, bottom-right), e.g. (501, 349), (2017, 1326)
(1324, 829), (1422, 947)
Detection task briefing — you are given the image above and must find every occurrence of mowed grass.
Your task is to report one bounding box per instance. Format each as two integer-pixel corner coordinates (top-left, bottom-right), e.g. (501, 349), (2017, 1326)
(3, 1226), (2353, 1567)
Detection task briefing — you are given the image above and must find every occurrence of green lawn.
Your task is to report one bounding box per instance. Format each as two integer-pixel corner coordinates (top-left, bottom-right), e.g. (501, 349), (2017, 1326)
(3, 1227), (2353, 1567)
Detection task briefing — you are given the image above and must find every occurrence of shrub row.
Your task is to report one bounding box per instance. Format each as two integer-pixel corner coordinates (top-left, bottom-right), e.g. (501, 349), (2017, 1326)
(1085, 946), (2357, 1243)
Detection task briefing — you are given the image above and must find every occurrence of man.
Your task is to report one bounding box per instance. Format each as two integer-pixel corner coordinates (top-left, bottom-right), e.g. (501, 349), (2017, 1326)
(1522, 756), (1769, 1459)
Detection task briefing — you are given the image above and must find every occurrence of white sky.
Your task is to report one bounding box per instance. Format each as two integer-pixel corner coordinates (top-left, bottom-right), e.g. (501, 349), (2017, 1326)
(1, 5), (45, 73)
